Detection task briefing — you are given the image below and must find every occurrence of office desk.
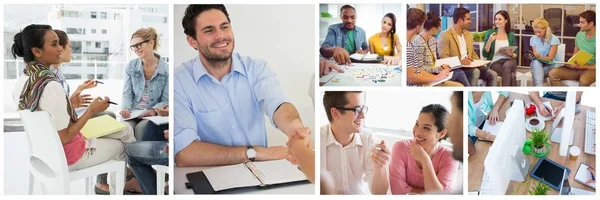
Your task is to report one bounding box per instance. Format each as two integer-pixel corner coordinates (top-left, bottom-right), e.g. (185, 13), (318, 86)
(319, 62), (402, 86)
(468, 92), (595, 195)
(174, 166), (315, 194)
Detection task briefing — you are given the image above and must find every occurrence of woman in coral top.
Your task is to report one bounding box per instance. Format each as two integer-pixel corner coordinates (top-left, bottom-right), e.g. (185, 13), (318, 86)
(389, 104), (459, 194)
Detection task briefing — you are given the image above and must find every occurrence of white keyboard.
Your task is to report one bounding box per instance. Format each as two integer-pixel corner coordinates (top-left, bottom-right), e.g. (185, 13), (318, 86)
(584, 110), (595, 155)
(570, 187), (595, 195)
(479, 170), (494, 195)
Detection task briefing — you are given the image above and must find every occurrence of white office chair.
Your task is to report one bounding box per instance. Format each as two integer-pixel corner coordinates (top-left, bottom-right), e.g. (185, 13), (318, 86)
(19, 110), (126, 195)
(153, 165), (169, 195)
(518, 44), (566, 86)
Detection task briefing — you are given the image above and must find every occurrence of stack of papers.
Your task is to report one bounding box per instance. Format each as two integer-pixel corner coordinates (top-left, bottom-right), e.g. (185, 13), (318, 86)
(143, 116), (169, 125)
(482, 121), (504, 138)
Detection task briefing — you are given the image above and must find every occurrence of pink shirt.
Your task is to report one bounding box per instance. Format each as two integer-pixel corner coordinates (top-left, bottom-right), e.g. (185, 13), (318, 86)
(64, 133), (86, 165)
(389, 140), (458, 194)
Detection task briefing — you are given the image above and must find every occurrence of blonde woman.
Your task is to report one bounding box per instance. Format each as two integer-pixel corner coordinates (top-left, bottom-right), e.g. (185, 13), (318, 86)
(120, 28), (169, 140)
(529, 18), (560, 86)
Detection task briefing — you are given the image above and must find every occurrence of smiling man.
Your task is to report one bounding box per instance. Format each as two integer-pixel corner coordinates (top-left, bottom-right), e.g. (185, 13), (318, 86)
(174, 4), (309, 167)
(320, 91), (389, 194)
(320, 5), (369, 64)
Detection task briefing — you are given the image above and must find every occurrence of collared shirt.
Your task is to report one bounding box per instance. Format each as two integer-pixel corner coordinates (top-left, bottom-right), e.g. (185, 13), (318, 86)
(174, 52), (288, 154)
(122, 53), (169, 110)
(49, 66), (70, 95)
(530, 34), (561, 62)
(320, 124), (377, 194)
(321, 23), (368, 54)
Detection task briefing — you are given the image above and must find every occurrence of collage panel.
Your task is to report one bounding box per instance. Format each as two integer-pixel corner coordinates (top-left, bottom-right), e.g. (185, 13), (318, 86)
(172, 4), (315, 194)
(319, 91), (464, 194)
(467, 91), (596, 195)
(406, 4), (596, 87)
(318, 4), (403, 86)
(3, 4), (170, 195)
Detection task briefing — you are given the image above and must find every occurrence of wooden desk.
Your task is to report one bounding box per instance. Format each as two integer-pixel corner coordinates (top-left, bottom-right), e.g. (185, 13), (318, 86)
(468, 92), (595, 195)
(174, 165), (314, 194)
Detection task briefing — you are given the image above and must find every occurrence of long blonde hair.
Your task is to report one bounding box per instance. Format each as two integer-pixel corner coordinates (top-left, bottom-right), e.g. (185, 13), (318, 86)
(532, 18), (552, 43)
(131, 27), (160, 50)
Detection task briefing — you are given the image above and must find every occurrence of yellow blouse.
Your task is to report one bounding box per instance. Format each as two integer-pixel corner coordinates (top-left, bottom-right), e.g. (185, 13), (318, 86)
(369, 33), (399, 56)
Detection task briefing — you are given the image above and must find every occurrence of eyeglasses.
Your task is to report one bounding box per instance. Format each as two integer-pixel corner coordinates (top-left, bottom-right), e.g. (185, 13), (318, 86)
(335, 106), (368, 116)
(130, 40), (150, 51)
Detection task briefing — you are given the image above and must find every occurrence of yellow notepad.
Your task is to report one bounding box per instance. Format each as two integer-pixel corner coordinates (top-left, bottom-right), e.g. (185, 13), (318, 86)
(81, 115), (126, 139)
(562, 50), (593, 65)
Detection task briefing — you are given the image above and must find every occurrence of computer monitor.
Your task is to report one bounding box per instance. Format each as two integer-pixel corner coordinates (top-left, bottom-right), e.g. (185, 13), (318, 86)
(560, 92), (576, 156)
(484, 100), (531, 195)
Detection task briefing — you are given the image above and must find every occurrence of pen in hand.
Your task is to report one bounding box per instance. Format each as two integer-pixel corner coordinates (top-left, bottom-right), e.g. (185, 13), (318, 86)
(95, 80), (104, 84)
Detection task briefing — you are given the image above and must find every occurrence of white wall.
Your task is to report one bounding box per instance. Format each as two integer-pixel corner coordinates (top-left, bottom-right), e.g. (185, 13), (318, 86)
(173, 5), (316, 146)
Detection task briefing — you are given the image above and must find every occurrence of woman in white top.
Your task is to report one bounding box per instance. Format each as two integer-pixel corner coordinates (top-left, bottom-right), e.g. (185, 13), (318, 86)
(483, 10), (519, 86)
(12, 24), (136, 194)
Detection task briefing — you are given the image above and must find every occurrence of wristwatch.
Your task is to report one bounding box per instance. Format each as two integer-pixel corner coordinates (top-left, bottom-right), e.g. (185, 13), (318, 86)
(246, 146), (256, 162)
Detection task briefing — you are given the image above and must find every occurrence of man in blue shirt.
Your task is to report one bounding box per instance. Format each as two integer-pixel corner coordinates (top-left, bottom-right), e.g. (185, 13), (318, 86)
(174, 4), (309, 167)
(320, 5), (368, 65)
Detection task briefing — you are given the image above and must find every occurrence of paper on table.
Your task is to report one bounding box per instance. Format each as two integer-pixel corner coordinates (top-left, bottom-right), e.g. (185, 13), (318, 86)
(203, 163), (261, 192)
(123, 109), (146, 120)
(252, 160), (307, 185)
(429, 71), (454, 86)
(482, 121), (504, 136)
(575, 163), (596, 189)
(143, 116), (169, 125)
(536, 102), (554, 121)
(434, 56), (461, 69)
(319, 64), (347, 83)
(462, 60), (491, 68)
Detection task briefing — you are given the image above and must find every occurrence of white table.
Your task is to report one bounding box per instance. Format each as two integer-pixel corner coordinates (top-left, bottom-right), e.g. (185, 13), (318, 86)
(175, 166), (315, 194)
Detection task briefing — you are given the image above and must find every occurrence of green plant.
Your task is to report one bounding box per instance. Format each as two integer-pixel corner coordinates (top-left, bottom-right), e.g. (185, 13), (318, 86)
(530, 129), (549, 149)
(528, 180), (551, 195)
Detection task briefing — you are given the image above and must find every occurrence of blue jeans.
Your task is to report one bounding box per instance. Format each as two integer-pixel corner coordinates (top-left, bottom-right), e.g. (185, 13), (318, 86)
(450, 69), (471, 86)
(530, 60), (554, 86)
(126, 141), (168, 195)
(142, 122), (168, 141)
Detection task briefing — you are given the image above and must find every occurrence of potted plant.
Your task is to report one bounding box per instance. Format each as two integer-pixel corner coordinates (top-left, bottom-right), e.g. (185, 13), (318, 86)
(530, 129), (550, 155)
(528, 180), (551, 195)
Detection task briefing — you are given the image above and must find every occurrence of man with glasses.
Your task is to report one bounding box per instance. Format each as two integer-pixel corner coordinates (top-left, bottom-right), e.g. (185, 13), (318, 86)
(320, 91), (390, 194)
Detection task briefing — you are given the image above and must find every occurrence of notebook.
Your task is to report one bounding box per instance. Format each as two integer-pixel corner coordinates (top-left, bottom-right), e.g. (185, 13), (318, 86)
(574, 163), (596, 189)
(482, 121), (504, 137)
(536, 102), (554, 121)
(186, 159), (309, 194)
(349, 53), (383, 63)
(81, 115), (126, 139)
(123, 109), (146, 120)
(434, 56), (461, 69)
(556, 50), (593, 66)
(462, 60), (491, 68)
(429, 71), (454, 86)
(143, 116), (169, 125)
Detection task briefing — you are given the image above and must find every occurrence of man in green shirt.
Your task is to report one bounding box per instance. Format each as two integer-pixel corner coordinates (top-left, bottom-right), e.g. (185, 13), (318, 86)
(320, 5), (368, 64)
(549, 10), (596, 86)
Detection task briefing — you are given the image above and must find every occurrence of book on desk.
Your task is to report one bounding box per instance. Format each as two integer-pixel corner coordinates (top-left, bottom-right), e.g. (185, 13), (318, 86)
(186, 159), (309, 194)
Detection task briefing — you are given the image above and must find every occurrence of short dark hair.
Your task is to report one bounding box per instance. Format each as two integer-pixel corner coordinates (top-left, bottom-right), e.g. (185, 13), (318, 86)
(323, 91), (362, 122)
(182, 4), (230, 39)
(54, 29), (69, 48)
(340, 5), (355, 14)
(453, 7), (470, 24)
(407, 8), (426, 30)
(12, 24), (53, 63)
(453, 91), (463, 111)
(420, 104), (449, 140)
(424, 11), (441, 31)
(579, 10), (596, 25)
(495, 10), (512, 33)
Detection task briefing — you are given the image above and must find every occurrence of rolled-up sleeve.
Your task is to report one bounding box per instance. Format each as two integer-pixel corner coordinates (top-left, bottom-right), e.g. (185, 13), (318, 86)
(252, 61), (288, 128)
(174, 71), (200, 155)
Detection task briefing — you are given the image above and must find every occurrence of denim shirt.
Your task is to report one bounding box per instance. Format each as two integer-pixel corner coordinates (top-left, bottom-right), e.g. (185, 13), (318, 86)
(321, 23), (368, 53)
(122, 53), (169, 110)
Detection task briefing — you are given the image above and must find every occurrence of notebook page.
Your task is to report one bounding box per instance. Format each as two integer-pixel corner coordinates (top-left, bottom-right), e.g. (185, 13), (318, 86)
(203, 163), (261, 191)
(253, 159), (307, 185)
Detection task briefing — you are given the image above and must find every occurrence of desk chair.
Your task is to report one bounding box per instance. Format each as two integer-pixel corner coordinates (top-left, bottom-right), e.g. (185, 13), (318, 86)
(19, 110), (126, 195)
(153, 165), (169, 195)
